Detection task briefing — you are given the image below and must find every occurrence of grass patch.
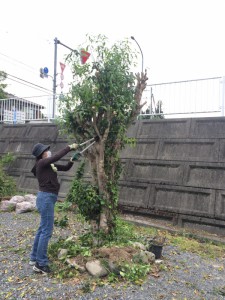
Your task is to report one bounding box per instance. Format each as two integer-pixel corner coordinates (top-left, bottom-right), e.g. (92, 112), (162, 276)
(130, 224), (225, 260)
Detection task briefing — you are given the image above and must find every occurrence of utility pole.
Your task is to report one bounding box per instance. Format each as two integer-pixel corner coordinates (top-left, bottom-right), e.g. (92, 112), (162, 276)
(52, 38), (89, 119)
(53, 38), (58, 119)
(52, 38), (78, 119)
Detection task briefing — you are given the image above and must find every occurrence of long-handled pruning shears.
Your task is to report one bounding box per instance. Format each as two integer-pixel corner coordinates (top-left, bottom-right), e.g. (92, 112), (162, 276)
(72, 136), (99, 161)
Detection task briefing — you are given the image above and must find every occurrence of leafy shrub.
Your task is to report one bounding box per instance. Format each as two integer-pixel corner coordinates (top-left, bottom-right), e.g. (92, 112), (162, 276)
(119, 263), (151, 283)
(0, 153), (16, 197)
(66, 161), (102, 222)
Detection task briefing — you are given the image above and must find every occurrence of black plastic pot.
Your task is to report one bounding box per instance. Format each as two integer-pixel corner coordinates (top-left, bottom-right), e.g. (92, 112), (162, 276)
(148, 244), (163, 259)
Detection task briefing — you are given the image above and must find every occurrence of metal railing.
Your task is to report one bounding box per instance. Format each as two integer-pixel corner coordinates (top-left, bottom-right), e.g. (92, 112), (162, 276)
(140, 76), (224, 118)
(0, 96), (53, 123)
(1, 76), (225, 124)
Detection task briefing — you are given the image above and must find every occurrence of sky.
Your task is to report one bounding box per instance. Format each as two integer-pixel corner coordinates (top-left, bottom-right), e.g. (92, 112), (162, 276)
(1, 0), (225, 104)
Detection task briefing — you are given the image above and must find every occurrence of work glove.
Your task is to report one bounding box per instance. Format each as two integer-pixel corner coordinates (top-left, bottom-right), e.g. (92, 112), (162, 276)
(68, 143), (79, 150)
(50, 164), (57, 172)
(70, 152), (82, 162)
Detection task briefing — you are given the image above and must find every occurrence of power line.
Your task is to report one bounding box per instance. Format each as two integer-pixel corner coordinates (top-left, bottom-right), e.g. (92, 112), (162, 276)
(0, 51), (36, 71)
(7, 77), (52, 95)
(7, 73), (52, 92)
(21, 94), (53, 99)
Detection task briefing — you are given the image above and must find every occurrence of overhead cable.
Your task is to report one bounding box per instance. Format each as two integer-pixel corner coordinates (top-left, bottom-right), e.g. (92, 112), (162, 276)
(7, 73), (52, 92)
(7, 77), (52, 95)
(0, 51), (36, 71)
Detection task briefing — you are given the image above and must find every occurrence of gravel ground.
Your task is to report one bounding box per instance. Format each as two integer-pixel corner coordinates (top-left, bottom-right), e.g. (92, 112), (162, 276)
(0, 211), (225, 300)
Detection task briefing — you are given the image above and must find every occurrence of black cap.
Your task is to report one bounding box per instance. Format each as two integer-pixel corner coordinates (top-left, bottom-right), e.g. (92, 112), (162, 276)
(32, 143), (50, 158)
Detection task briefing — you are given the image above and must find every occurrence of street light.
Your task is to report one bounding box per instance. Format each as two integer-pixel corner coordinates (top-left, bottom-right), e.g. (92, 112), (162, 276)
(131, 36), (144, 73)
(52, 38), (79, 119)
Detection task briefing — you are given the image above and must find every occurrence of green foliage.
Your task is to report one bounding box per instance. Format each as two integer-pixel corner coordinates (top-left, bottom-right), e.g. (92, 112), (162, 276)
(0, 71), (7, 99)
(77, 217), (143, 248)
(66, 161), (102, 221)
(54, 215), (69, 228)
(0, 153), (17, 197)
(57, 34), (146, 232)
(49, 238), (92, 260)
(58, 34), (138, 167)
(119, 263), (151, 283)
(108, 217), (140, 245)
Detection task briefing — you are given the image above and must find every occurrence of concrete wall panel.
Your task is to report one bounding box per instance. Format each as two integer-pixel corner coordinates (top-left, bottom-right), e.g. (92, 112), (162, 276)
(9, 156), (34, 172)
(0, 139), (7, 152)
(26, 124), (58, 141)
(0, 124), (28, 139)
(137, 119), (191, 138)
(58, 176), (74, 199)
(126, 121), (139, 138)
(218, 139), (225, 162)
(186, 163), (225, 189)
(19, 172), (39, 193)
(215, 191), (225, 219)
(128, 160), (184, 184)
(190, 118), (225, 138)
(5, 139), (34, 154)
(158, 139), (219, 162)
(119, 182), (149, 208)
(151, 184), (215, 217)
(120, 139), (159, 159)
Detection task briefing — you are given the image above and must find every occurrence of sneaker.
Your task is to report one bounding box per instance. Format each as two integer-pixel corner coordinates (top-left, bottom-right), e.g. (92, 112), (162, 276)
(33, 262), (51, 275)
(29, 260), (36, 266)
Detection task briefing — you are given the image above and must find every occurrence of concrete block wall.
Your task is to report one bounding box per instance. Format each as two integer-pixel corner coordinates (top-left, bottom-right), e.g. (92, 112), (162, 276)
(0, 123), (85, 199)
(119, 117), (225, 235)
(1, 118), (225, 235)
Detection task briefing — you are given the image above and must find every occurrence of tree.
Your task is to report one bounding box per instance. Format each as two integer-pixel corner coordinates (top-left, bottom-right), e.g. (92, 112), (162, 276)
(59, 35), (148, 234)
(0, 71), (7, 99)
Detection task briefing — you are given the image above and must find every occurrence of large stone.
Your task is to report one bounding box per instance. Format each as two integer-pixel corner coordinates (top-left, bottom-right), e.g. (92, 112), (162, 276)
(145, 251), (155, 263)
(9, 195), (25, 203)
(132, 242), (146, 251)
(133, 250), (155, 264)
(85, 260), (108, 277)
(15, 201), (35, 213)
(0, 200), (16, 212)
(66, 258), (86, 273)
(24, 194), (36, 202)
(133, 250), (149, 264)
(58, 249), (68, 260)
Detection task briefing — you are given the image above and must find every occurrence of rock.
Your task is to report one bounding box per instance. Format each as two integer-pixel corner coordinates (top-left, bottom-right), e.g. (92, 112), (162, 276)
(107, 260), (120, 275)
(9, 195), (25, 203)
(145, 251), (155, 263)
(24, 194), (36, 202)
(0, 200), (16, 212)
(58, 249), (68, 260)
(155, 259), (164, 264)
(133, 250), (149, 264)
(66, 258), (86, 273)
(86, 260), (108, 277)
(65, 235), (79, 243)
(15, 201), (35, 213)
(132, 242), (146, 251)
(133, 250), (155, 264)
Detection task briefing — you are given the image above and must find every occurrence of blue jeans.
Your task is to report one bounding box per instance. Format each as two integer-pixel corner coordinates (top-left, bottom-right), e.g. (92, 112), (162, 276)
(30, 191), (57, 266)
